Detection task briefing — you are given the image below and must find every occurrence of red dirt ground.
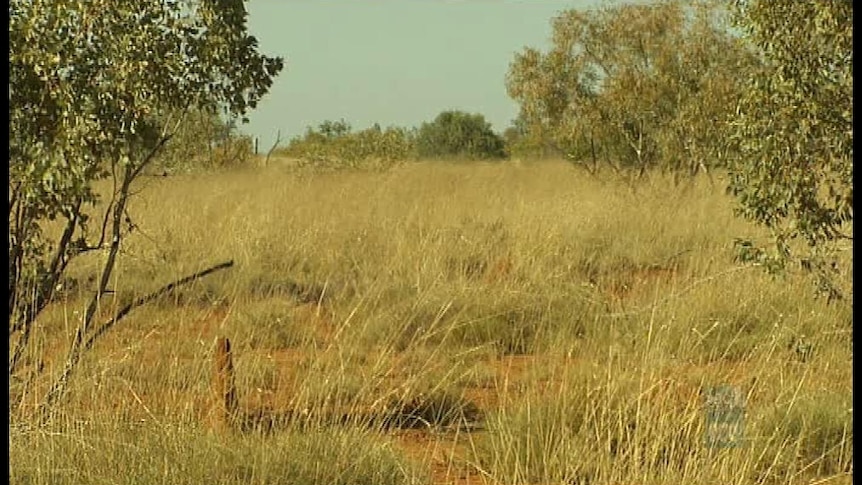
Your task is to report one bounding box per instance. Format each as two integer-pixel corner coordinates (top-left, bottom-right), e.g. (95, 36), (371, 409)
(19, 296), (758, 485)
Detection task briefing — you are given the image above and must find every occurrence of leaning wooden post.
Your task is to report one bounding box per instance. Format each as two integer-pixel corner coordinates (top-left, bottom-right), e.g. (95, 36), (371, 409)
(213, 336), (239, 431)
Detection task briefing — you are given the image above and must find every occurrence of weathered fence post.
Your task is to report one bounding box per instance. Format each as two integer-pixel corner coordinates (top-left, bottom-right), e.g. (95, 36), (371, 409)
(212, 336), (239, 432)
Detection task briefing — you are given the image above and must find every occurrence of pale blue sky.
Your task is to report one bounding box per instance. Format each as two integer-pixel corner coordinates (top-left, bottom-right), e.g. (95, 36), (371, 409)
(242, 0), (605, 149)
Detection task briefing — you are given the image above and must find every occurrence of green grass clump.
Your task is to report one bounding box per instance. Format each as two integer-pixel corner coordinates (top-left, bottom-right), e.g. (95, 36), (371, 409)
(477, 361), (709, 484)
(10, 421), (426, 485)
(750, 392), (853, 484)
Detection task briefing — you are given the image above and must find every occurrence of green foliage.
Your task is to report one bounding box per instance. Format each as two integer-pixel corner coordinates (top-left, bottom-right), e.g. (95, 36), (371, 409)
(506, 0), (756, 177)
(155, 108), (256, 173)
(281, 120), (414, 171)
(727, 0), (853, 301)
(8, 0), (283, 413)
(502, 114), (562, 160)
(317, 119), (353, 140)
(416, 110), (507, 161)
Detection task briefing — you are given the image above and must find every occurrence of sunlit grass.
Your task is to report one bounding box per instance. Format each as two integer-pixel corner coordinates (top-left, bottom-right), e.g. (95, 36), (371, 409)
(11, 159), (852, 484)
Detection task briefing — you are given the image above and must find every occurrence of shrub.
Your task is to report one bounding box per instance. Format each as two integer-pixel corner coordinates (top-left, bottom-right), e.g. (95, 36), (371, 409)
(281, 120), (414, 171)
(154, 109), (256, 173)
(415, 110), (506, 161)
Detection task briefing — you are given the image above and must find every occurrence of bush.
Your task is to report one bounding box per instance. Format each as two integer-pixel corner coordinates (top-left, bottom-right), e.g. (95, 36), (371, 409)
(502, 118), (563, 160)
(416, 111), (506, 161)
(154, 109), (256, 173)
(281, 120), (414, 171)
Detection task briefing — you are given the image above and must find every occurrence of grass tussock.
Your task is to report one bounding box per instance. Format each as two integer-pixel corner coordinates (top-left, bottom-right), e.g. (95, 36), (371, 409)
(11, 420), (427, 485)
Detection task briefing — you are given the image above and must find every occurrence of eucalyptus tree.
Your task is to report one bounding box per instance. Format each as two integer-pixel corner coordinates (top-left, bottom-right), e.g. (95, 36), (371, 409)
(506, 0), (756, 180)
(9, 0), (283, 417)
(727, 0), (852, 301)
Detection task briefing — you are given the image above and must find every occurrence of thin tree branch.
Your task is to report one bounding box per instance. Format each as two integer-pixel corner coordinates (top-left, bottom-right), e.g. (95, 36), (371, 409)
(39, 162), (136, 416)
(82, 260), (235, 353)
(264, 129), (282, 167)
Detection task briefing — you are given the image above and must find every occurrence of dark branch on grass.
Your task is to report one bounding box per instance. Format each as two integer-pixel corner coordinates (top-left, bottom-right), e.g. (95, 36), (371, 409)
(83, 260), (235, 353)
(38, 259), (235, 421)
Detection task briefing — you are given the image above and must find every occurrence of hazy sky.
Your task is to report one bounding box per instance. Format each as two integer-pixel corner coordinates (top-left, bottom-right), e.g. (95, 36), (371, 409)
(242, 0), (604, 149)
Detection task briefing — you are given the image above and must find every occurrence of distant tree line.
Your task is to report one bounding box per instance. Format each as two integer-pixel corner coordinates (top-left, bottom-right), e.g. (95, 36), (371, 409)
(277, 110), (509, 169)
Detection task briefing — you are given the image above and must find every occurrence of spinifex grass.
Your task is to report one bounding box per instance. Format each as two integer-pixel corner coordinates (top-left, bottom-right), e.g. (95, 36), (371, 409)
(10, 419), (427, 485)
(11, 160), (852, 484)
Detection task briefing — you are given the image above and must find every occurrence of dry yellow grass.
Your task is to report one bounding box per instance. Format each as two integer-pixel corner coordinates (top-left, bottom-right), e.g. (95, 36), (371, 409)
(10, 160), (852, 485)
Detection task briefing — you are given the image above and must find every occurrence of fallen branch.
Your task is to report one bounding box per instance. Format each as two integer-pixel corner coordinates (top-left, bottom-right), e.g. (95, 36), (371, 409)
(38, 260), (235, 419)
(83, 260), (235, 352)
